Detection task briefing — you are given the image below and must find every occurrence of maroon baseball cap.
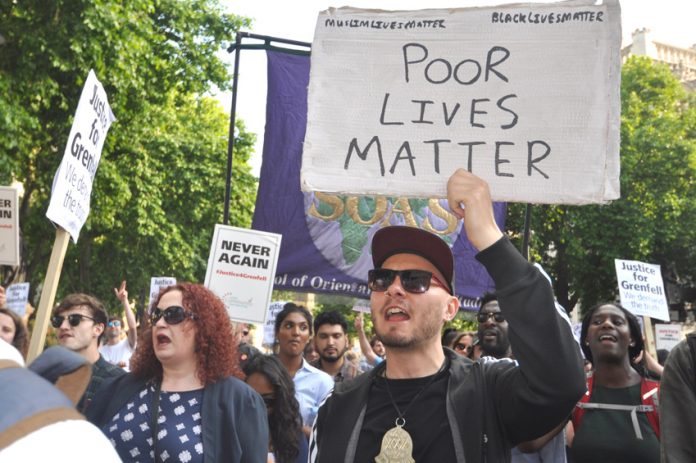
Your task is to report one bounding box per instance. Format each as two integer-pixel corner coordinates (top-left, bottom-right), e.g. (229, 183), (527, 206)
(371, 226), (455, 295)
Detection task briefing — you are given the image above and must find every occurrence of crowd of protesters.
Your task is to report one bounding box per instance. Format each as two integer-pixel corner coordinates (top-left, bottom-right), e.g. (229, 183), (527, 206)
(1, 170), (695, 462)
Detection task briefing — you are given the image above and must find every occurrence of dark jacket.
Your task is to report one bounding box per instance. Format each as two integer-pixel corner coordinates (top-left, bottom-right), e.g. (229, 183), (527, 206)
(87, 373), (269, 463)
(310, 237), (586, 463)
(660, 335), (696, 462)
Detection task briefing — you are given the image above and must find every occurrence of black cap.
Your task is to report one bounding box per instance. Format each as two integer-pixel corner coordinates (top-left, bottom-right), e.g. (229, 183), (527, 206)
(371, 226), (455, 295)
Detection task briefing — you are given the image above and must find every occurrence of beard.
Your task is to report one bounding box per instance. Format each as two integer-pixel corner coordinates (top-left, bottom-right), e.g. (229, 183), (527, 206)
(478, 328), (511, 359)
(319, 348), (345, 363)
(375, 314), (443, 349)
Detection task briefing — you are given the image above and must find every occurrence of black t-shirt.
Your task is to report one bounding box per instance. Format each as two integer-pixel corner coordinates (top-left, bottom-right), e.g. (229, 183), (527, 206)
(355, 364), (456, 462)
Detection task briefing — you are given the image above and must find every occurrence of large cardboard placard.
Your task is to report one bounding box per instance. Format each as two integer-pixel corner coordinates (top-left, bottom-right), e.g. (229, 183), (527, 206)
(302, 0), (621, 204)
(46, 69), (116, 242)
(0, 186), (20, 266)
(204, 225), (282, 325)
(615, 259), (669, 321)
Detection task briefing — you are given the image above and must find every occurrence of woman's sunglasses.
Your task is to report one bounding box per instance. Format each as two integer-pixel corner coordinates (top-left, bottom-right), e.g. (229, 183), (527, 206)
(367, 268), (449, 294)
(51, 313), (96, 328)
(150, 306), (197, 325)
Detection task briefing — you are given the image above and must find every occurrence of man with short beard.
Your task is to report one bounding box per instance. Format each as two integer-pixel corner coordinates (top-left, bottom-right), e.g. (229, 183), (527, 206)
(311, 311), (363, 382)
(309, 169), (585, 463)
(477, 293), (511, 359)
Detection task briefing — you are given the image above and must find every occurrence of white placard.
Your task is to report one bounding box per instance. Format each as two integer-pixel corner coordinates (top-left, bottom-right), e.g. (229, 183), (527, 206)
(615, 259), (669, 321)
(46, 70), (116, 242)
(302, 1), (621, 205)
(654, 323), (683, 352)
(204, 225), (282, 325)
(263, 301), (288, 346)
(352, 302), (372, 313)
(6, 283), (30, 317)
(149, 277), (177, 310)
(0, 186), (20, 266)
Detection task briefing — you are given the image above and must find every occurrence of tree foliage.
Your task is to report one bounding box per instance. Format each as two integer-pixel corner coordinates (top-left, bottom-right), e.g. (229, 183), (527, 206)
(508, 57), (696, 313)
(0, 1), (257, 312)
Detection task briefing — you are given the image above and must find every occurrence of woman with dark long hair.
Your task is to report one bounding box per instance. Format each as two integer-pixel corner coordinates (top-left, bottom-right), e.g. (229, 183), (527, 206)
(569, 302), (660, 463)
(0, 307), (29, 359)
(87, 283), (268, 462)
(274, 303), (333, 436)
(244, 355), (308, 463)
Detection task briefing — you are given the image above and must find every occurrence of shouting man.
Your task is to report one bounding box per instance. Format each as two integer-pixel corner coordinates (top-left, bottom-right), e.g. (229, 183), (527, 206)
(309, 169), (585, 462)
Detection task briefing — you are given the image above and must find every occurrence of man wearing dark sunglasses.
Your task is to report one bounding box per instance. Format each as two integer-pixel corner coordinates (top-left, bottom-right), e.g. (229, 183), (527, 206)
(52, 293), (124, 413)
(310, 169), (585, 463)
(477, 293), (512, 359)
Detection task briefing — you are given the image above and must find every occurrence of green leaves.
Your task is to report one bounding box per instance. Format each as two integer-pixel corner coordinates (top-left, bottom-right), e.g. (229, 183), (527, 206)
(0, 1), (257, 311)
(509, 57), (696, 313)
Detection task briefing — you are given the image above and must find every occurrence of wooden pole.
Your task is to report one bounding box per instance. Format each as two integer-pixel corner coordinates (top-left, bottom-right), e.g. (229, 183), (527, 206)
(642, 315), (657, 360)
(27, 228), (71, 362)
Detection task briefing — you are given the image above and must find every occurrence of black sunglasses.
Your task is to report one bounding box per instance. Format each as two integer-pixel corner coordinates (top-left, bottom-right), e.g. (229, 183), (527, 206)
(368, 269), (449, 294)
(150, 306), (197, 325)
(51, 313), (96, 328)
(476, 311), (505, 323)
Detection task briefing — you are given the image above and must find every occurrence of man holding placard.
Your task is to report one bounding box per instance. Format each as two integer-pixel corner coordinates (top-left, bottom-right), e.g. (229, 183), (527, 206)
(309, 169), (585, 462)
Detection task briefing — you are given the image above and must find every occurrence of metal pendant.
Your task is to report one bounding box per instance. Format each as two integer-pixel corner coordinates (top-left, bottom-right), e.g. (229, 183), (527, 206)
(375, 419), (415, 463)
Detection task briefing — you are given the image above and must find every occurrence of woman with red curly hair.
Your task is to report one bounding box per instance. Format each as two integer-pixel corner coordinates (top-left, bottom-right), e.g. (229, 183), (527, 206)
(87, 283), (268, 462)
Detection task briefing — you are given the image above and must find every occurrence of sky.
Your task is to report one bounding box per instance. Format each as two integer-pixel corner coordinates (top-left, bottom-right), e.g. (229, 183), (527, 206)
(220, 0), (696, 175)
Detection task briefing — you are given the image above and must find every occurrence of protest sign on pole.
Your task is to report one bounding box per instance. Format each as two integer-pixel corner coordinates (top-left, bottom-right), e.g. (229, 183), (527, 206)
(149, 277), (177, 311)
(204, 225), (282, 325)
(615, 259), (670, 321)
(0, 186), (20, 266)
(302, 0), (621, 204)
(655, 323), (683, 352)
(28, 70), (115, 362)
(263, 301), (288, 347)
(46, 69), (116, 242)
(615, 258), (669, 359)
(6, 283), (30, 317)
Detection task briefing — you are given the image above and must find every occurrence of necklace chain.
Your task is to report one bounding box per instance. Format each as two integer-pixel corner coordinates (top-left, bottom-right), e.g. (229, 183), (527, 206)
(382, 358), (448, 424)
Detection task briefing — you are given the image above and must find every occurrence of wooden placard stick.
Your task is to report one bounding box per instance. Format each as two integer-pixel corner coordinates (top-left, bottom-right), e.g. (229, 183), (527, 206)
(27, 228), (71, 362)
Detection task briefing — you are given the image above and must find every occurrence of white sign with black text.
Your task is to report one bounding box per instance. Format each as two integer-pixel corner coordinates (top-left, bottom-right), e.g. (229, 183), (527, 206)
(46, 69), (116, 242)
(0, 186), (20, 266)
(204, 225), (282, 325)
(149, 277), (177, 311)
(302, 0), (621, 204)
(6, 283), (30, 317)
(615, 259), (669, 321)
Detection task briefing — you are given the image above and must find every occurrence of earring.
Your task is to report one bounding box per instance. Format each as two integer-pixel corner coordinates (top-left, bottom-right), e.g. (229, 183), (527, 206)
(585, 341), (589, 346)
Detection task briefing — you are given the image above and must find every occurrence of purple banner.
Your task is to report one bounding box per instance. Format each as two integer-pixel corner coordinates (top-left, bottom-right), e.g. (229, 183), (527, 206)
(251, 50), (506, 310)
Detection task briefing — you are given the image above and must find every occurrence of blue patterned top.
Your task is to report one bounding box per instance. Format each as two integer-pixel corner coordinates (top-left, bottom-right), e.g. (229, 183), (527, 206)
(103, 384), (204, 463)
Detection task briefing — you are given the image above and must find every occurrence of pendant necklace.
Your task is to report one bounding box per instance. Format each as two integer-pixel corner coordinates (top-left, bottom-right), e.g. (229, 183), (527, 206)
(375, 359), (448, 463)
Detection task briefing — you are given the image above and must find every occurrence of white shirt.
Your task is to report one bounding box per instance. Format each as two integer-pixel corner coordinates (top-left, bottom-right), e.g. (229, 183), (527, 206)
(99, 338), (134, 371)
(293, 359), (334, 426)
